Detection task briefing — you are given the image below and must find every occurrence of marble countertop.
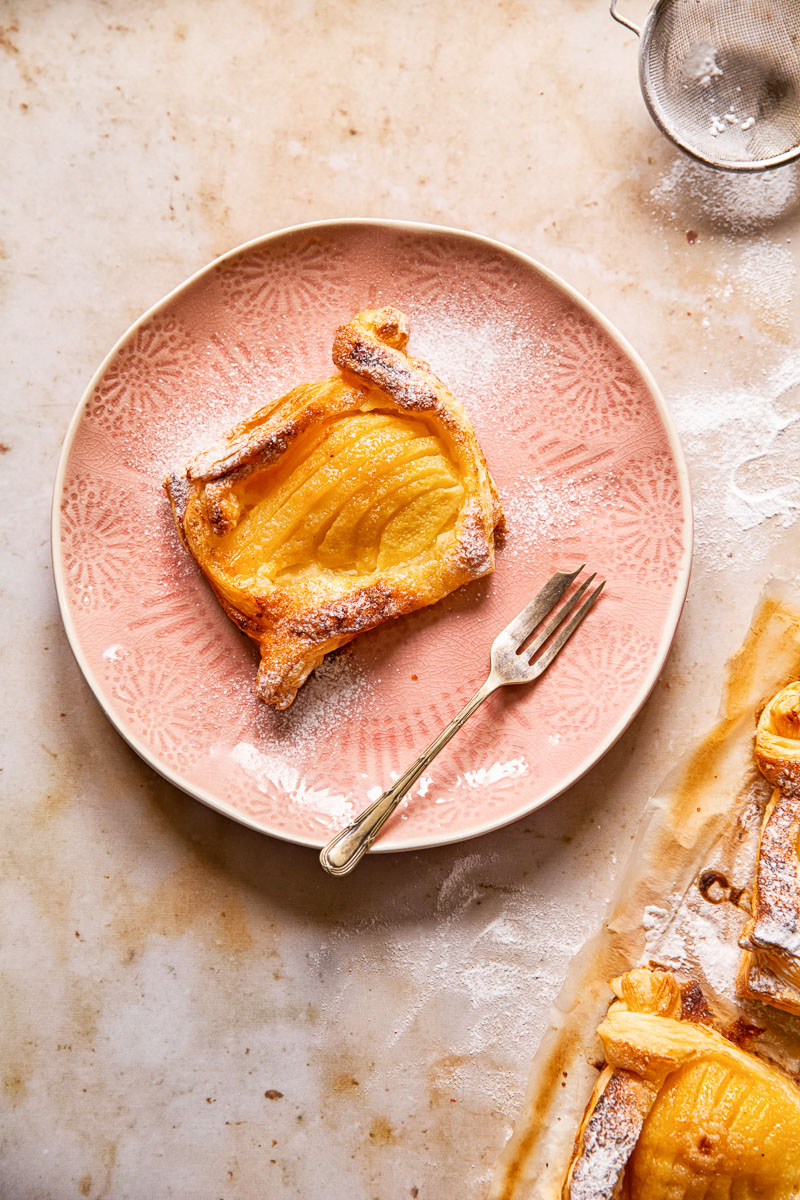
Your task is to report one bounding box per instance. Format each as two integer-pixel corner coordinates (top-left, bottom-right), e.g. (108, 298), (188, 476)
(4, 2), (800, 1197)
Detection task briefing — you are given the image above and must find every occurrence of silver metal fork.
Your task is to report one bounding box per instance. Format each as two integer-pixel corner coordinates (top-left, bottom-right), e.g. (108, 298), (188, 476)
(319, 566), (605, 876)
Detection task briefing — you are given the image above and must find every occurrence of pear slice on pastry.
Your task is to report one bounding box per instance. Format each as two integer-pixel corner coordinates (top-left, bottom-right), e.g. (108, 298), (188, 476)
(165, 308), (502, 709)
(564, 966), (800, 1199)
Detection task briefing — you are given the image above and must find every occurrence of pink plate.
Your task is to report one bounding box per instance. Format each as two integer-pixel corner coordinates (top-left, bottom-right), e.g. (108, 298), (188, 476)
(52, 220), (692, 852)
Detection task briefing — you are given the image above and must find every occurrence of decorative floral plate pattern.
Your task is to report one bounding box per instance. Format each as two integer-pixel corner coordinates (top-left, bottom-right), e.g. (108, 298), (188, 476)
(53, 220), (692, 851)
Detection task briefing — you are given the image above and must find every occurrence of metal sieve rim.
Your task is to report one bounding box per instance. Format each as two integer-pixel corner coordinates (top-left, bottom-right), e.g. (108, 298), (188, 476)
(612, 0), (800, 172)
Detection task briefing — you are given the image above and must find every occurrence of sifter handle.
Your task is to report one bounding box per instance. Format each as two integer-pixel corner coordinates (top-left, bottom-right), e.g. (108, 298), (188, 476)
(609, 0), (641, 36)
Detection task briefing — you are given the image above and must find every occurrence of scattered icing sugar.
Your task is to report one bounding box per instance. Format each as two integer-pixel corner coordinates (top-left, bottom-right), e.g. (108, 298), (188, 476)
(670, 350), (800, 571)
(639, 875), (748, 1009)
(477, 915), (528, 949)
(650, 157), (799, 233)
(568, 1074), (644, 1200)
(681, 908), (743, 1001)
(307, 851), (589, 1116)
(735, 241), (797, 327)
(642, 904), (670, 936)
(410, 308), (555, 410)
(256, 649), (375, 751)
(501, 473), (620, 557)
(643, 904), (689, 969)
(654, 156), (800, 574)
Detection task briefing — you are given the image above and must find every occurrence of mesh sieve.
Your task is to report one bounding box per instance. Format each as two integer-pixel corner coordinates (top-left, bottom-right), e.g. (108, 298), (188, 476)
(611, 0), (800, 171)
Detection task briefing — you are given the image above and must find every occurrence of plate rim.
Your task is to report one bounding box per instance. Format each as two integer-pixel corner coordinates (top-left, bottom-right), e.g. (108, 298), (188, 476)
(51, 216), (694, 853)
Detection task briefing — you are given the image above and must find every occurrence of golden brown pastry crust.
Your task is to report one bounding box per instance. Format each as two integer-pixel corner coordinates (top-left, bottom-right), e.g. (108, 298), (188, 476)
(737, 682), (800, 1015)
(563, 967), (800, 1199)
(165, 308), (502, 708)
(755, 681), (800, 791)
(564, 1066), (656, 1200)
(563, 969), (679, 1200)
(738, 785), (800, 1013)
(737, 947), (800, 1016)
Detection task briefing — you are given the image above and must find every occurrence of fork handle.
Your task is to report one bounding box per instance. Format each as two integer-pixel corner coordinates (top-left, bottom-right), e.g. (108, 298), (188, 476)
(319, 677), (498, 876)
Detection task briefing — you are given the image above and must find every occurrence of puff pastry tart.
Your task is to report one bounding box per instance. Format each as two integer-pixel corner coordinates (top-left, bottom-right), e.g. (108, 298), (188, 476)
(564, 966), (800, 1199)
(738, 682), (800, 1015)
(165, 308), (502, 708)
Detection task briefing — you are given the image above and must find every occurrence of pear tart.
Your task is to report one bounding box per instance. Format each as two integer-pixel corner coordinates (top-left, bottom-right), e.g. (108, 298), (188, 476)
(165, 308), (502, 708)
(738, 682), (800, 1015)
(564, 966), (800, 1199)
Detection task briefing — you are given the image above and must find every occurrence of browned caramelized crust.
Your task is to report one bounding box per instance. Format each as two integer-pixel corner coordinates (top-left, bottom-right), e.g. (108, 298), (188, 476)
(737, 948), (800, 1016)
(165, 307), (502, 708)
(736, 682), (800, 1015)
(738, 786), (800, 1013)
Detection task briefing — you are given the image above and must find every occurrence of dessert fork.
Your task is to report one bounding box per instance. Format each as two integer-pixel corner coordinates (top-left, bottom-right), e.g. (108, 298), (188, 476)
(319, 566), (605, 876)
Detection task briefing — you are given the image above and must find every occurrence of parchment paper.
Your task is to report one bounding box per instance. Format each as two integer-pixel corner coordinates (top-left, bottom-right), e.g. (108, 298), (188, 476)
(490, 578), (800, 1200)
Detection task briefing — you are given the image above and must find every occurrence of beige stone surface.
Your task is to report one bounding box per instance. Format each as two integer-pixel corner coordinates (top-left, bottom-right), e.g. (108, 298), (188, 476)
(2, 1), (800, 1197)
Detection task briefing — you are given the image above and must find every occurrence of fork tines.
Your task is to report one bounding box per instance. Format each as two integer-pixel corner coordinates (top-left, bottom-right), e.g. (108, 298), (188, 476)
(492, 567), (605, 682)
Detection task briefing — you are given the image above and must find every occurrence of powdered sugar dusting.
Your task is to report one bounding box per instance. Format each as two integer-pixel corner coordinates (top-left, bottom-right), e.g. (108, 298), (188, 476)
(270, 652), (373, 740)
(681, 908), (742, 1002)
(670, 351), (800, 571)
(648, 158), (799, 579)
(502, 474), (620, 557)
(308, 852), (587, 1116)
(568, 1072), (646, 1200)
(736, 242), (796, 329)
(643, 903), (690, 970)
(410, 307), (555, 413)
(640, 878), (749, 1009)
(651, 157), (799, 233)
(648, 153), (800, 577)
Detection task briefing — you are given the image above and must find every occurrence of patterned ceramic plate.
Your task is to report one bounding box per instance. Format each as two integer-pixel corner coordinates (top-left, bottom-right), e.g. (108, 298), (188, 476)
(53, 220), (692, 852)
